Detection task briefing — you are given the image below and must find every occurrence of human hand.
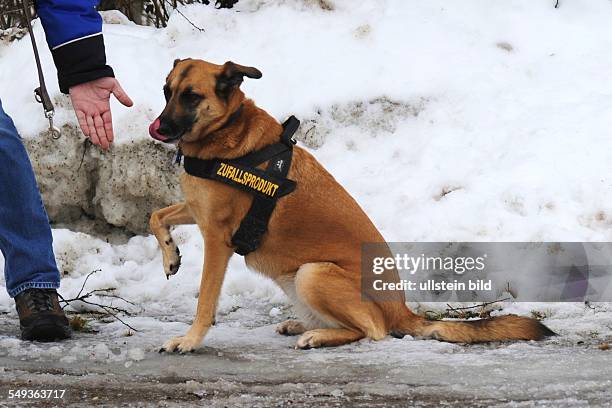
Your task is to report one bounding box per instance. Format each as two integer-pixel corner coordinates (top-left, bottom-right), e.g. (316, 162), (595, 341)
(69, 77), (133, 150)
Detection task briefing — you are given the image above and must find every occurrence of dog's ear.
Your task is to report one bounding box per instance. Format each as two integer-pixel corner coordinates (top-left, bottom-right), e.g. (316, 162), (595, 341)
(173, 58), (182, 67)
(216, 61), (262, 98)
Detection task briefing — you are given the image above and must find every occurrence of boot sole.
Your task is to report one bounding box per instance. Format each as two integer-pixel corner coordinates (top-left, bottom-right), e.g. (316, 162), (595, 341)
(21, 322), (72, 342)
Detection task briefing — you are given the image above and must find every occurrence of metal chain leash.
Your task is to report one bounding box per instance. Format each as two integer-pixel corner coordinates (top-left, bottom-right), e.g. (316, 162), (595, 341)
(20, 0), (60, 139)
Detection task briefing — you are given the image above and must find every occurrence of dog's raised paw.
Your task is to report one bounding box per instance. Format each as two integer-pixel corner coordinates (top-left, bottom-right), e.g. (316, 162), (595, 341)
(168, 260), (181, 274)
(163, 250), (182, 278)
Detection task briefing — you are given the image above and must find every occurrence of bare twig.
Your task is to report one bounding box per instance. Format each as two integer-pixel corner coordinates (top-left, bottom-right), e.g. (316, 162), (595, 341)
(424, 298), (512, 320)
(77, 139), (91, 171)
(75, 269), (101, 299)
(0, 0), (35, 30)
(446, 298), (511, 312)
(95, 291), (137, 306)
(304, 125), (316, 140)
(59, 269), (139, 332)
(163, 0), (205, 32)
(74, 299), (139, 332)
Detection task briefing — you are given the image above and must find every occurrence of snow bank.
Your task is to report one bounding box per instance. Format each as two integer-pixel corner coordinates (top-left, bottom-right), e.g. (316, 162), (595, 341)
(0, 0), (610, 235)
(0, 226), (286, 321)
(1, 0), (612, 336)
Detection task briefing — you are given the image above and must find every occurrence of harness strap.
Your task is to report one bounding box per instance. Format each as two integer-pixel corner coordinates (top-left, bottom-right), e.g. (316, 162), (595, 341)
(234, 116), (299, 167)
(182, 116), (300, 256)
(231, 142), (294, 255)
(183, 152), (296, 200)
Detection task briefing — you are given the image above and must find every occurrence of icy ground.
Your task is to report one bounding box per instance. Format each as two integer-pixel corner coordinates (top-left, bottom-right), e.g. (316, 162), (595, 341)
(1, 297), (612, 407)
(0, 228), (611, 406)
(1, 0), (612, 405)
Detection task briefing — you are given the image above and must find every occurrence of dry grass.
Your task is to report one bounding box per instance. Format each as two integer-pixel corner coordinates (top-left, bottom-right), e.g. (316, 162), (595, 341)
(69, 315), (92, 332)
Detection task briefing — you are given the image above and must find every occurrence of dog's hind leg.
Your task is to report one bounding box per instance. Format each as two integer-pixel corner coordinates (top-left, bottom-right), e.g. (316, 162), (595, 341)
(293, 262), (387, 349)
(149, 203), (194, 278)
(296, 328), (364, 349)
(276, 320), (306, 336)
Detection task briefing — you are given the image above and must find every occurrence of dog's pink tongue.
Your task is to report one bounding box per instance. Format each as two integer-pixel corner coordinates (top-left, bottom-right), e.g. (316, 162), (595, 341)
(149, 118), (168, 141)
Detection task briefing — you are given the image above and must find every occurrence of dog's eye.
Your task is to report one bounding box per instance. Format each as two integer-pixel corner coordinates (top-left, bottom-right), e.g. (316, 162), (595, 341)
(163, 85), (172, 102)
(181, 92), (204, 106)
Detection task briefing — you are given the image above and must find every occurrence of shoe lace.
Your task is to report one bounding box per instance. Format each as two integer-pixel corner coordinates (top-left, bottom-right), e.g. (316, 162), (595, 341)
(24, 289), (55, 312)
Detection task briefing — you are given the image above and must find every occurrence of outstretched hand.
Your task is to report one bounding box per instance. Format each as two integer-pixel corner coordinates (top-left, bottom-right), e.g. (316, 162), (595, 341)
(69, 77), (133, 150)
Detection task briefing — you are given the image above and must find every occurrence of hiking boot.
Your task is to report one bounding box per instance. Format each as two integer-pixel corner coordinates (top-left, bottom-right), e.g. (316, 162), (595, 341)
(14, 288), (71, 342)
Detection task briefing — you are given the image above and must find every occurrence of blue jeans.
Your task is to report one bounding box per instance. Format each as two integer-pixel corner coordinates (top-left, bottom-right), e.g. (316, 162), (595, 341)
(0, 99), (60, 298)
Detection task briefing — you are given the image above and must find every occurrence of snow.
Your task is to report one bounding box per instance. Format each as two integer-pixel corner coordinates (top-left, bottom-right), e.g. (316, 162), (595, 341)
(1, 0), (612, 390)
(1, 226), (285, 321)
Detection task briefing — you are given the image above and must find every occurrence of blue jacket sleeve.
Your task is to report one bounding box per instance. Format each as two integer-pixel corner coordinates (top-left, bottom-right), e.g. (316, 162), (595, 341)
(35, 0), (114, 93)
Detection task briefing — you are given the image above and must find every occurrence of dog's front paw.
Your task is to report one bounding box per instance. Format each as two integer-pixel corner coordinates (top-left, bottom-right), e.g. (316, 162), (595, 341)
(163, 245), (182, 279)
(159, 335), (201, 354)
(296, 330), (323, 349)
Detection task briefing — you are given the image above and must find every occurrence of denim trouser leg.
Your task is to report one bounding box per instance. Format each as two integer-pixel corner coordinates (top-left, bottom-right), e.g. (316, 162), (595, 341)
(0, 99), (60, 298)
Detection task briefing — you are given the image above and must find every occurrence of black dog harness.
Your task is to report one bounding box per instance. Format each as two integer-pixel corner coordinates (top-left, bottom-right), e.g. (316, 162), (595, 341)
(182, 116), (300, 256)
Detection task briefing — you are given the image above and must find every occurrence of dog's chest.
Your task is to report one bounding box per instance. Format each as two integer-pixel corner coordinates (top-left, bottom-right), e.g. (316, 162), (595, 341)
(180, 173), (214, 202)
(180, 173), (248, 227)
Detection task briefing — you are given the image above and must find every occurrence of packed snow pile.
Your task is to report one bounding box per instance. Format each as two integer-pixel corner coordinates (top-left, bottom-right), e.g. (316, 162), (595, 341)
(1, 0), (611, 236)
(1, 0), (612, 343)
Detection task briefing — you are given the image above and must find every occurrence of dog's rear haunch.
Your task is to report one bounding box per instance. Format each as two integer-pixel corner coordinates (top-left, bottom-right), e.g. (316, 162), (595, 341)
(149, 58), (555, 353)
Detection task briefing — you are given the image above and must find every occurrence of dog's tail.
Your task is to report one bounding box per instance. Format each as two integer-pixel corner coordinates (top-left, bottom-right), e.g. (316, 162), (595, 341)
(392, 313), (556, 343)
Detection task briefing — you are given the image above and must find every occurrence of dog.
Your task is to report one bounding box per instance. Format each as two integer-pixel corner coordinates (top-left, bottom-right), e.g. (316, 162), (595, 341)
(149, 58), (554, 353)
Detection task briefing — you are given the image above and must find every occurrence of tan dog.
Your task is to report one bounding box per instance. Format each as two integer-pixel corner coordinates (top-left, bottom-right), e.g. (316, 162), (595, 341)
(149, 59), (554, 353)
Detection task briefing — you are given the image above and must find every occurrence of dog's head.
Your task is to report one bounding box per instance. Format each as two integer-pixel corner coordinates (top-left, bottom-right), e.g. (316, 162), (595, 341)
(149, 58), (262, 144)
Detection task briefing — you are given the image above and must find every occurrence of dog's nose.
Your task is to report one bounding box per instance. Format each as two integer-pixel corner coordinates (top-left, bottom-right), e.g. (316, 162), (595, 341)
(157, 120), (173, 136)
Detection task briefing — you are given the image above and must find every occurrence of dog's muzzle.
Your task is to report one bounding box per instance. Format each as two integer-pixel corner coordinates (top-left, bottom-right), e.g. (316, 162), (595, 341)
(149, 118), (183, 143)
(149, 118), (170, 142)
